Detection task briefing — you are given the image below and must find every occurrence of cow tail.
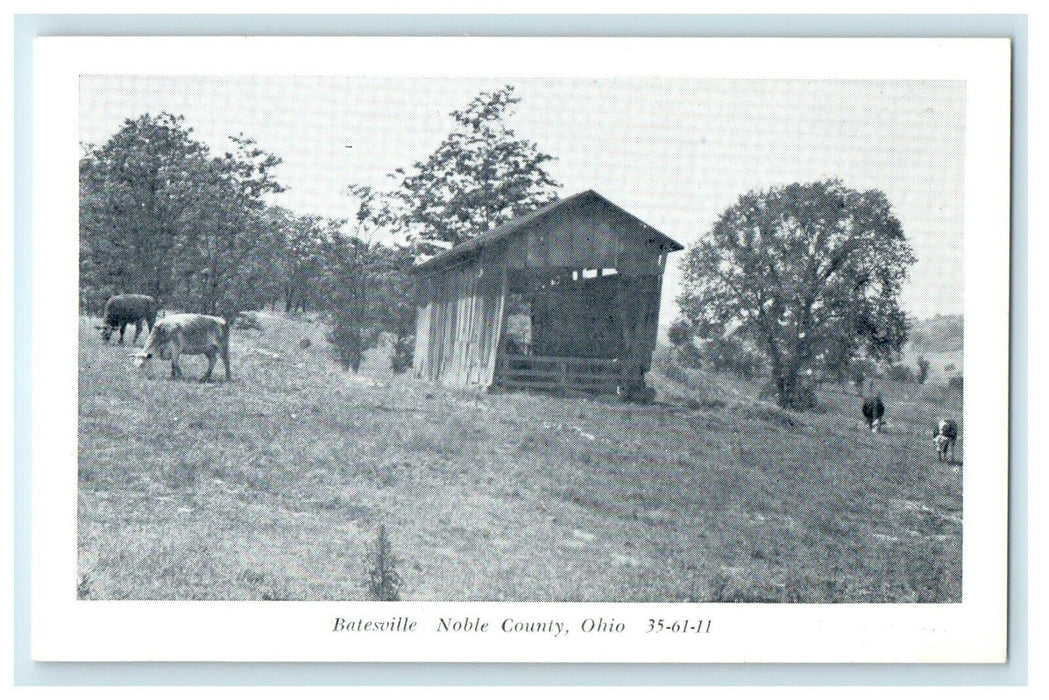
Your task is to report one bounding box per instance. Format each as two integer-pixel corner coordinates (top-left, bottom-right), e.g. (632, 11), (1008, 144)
(221, 316), (231, 349)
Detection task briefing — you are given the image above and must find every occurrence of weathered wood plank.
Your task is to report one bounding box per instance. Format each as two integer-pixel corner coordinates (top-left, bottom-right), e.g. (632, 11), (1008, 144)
(500, 368), (621, 382)
(484, 262), (509, 388)
(497, 354), (619, 368)
(495, 378), (620, 393)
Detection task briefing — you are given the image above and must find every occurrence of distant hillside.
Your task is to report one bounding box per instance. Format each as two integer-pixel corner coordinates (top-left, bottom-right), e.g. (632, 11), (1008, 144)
(901, 314), (963, 381)
(908, 314), (963, 354)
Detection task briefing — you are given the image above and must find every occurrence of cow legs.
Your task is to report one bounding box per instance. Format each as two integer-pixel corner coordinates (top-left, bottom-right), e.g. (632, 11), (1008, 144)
(118, 322), (127, 344)
(221, 346), (232, 381)
(132, 319), (144, 344)
(170, 348), (182, 379)
(201, 350), (216, 383)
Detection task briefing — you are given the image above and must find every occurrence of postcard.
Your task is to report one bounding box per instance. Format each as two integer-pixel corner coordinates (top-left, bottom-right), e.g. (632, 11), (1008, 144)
(30, 35), (1010, 662)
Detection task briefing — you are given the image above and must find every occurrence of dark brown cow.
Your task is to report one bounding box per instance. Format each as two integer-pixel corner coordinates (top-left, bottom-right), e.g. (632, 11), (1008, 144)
(862, 395), (885, 433)
(133, 313), (232, 382)
(99, 294), (158, 344)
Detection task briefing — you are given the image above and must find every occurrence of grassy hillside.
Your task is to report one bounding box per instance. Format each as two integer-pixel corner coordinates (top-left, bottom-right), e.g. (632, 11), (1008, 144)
(78, 312), (962, 602)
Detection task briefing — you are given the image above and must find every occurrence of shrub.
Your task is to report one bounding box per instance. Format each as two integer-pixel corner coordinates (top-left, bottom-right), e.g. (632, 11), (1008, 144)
(327, 316), (379, 373)
(390, 332), (414, 375)
(948, 375), (963, 394)
(759, 378), (818, 411)
(667, 319), (763, 378)
(365, 524), (402, 601)
(652, 346), (690, 386)
(666, 318), (693, 348)
(885, 363), (915, 383)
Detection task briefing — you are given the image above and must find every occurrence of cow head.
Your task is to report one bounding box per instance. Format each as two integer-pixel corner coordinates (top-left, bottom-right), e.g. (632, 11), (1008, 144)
(99, 324), (114, 342)
(131, 349), (152, 370)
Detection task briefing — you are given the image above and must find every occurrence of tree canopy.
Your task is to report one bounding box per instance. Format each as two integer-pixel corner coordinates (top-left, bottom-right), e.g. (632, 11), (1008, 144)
(80, 112), (286, 320)
(675, 179), (915, 409)
(376, 85), (561, 253)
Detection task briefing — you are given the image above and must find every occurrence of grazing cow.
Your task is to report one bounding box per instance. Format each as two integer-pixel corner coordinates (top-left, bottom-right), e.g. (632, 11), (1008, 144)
(98, 294), (158, 344)
(862, 395), (885, 432)
(133, 313), (232, 382)
(934, 419), (959, 463)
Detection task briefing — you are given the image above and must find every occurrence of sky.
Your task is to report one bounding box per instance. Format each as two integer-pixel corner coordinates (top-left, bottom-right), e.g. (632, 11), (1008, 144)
(80, 76), (966, 325)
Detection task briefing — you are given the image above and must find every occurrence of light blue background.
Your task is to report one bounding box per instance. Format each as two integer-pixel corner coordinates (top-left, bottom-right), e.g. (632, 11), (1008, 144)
(13, 13), (1028, 686)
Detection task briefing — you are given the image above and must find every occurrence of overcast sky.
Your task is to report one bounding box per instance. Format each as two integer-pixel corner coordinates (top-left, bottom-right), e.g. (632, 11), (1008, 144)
(80, 76), (966, 324)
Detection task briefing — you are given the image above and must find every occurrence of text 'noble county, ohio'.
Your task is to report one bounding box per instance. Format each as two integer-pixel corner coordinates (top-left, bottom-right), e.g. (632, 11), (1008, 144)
(435, 617), (627, 636)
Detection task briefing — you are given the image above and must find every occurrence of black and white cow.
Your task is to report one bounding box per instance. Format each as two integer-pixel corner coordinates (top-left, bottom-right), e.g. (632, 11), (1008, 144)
(98, 294), (158, 345)
(862, 395), (885, 433)
(934, 419), (958, 463)
(133, 313), (232, 382)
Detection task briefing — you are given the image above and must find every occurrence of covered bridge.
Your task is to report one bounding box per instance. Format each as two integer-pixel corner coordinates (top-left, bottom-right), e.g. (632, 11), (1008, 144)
(412, 190), (684, 397)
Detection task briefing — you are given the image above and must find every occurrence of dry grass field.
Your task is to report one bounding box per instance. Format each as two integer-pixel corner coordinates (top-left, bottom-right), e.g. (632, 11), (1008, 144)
(77, 312), (963, 602)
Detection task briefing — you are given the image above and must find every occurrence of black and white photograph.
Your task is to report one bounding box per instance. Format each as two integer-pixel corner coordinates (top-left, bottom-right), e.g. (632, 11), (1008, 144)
(29, 36), (1011, 663)
(76, 74), (967, 604)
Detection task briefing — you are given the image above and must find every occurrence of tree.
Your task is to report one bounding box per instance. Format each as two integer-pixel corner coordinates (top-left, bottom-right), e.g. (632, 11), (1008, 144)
(371, 244), (417, 374)
(676, 180), (915, 410)
(80, 113), (208, 304)
(345, 186), (417, 373)
(80, 114), (288, 321)
(378, 85), (561, 252)
(916, 355), (931, 385)
(272, 209), (327, 314)
(312, 220), (384, 373)
(171, 135), (286, 320)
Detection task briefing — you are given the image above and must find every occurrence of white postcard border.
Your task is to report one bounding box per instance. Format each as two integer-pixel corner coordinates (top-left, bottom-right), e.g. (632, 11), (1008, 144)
(31, 36), (1010, 663)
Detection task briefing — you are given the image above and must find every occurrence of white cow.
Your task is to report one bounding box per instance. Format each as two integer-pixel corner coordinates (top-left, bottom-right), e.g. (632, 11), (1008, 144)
(133, 313), (232, 382)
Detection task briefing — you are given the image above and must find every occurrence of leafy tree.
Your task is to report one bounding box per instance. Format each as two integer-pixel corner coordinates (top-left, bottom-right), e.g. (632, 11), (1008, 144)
(371, 244), (417, 374)
(268, 208), (328, 314)
(80, 114), (287, 321)
(80, 113), (208, 304)
(311, 219), (384, 373)
(378, 85), (561, 252)
(916, 355), (931, 385)
(345, 187), (418, 373)
(170, 135), (286, 320)
(677, 180), (915, 410)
